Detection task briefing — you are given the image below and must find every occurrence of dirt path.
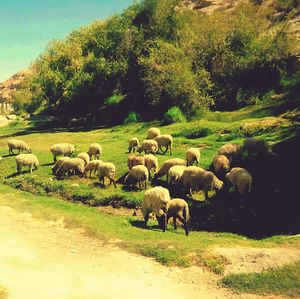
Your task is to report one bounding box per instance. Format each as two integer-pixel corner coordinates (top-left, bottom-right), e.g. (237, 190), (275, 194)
(0, 204), (290, 299)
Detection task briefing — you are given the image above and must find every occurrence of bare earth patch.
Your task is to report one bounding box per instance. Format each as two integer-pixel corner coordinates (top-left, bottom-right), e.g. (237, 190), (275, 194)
(214, 247), (300, 275)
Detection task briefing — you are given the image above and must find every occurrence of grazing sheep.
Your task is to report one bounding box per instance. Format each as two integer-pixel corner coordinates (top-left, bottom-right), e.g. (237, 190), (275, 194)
(98, 162), (117, 188)
(141, 186), (171, 231)
(77, 153), (90, 166)
(181, 167), (223, 200)
(147, 127), (161, 139)
(154, 134), (173, 155)
(52, 157), (71, 174)
(154, 158), (186, 181)
(56, 158), (85, 178)
(137, 140), (158, 155)
(124, 165), (149, 190)
(8, 139), (31, 155)
(186, 148), (200, 166)
(218, 143), (242, 164)
(84, 160), (103, 177)
(144, 154), (158, 180)
(127, 155), (145, 170)
(128, 137), (140, 153)
(210, 155), (230, 179)
(225, 167), (252, 197)
(88, 143), (102, 160)
(15, 154), (39, 174)
(167, 199), (190, 236)
(168, 165), (186, 185)
(243, 138), (270, 156)
(50, 143), (75, 163)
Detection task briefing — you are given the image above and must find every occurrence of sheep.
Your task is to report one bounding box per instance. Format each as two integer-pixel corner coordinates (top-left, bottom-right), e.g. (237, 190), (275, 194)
(141, 186), (171, 231)
(124, 165), (149, 190)
(77, 153), (90, 166)
(127, 155), (145, 170)
(218, 143), (242, 164)
(84, 160), (103, 177)
(181, 166), (223, 200)
(137, 140), (158, 155)
(167, 198), (190, 236)
(147, 127), (161, 139)
(52, 157), (71, 174)
(243, 138), (270, 156)
(144, 154), (158, 180)
(15, 154), (39, 174)
(154, 134), (173, 155)
(56, 158), (85, 178)
(88, 143), (102, 160)
(154, 158), (186, 181)
(128, 137), (140, 153)
(168, 165), (186, 185)
(98, 162), (117, 188)
(225, 167), (252, 197)
(186, 148), (200, 166)
(210, 155), (230, 179)
(50, 143), (75, 163)
(8, 139), (31, 155)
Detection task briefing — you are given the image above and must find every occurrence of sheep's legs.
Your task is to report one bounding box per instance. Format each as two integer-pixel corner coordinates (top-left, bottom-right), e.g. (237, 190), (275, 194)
(173, 217), (177, 230)
(144, 212), (150, 228)
(109, 179), (117, 188)
(177, 215), (189, 236)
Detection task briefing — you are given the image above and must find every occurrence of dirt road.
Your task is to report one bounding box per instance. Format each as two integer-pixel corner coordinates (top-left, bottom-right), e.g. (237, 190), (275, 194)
(0, 204), (288, 299)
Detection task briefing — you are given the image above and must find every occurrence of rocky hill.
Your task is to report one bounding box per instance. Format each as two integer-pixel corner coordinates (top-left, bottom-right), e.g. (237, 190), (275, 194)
(0, 68), (33, 114)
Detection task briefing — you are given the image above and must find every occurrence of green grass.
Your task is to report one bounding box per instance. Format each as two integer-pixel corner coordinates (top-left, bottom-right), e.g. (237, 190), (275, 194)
(0, 96), (298, 209)
(221, 261), (300, 297)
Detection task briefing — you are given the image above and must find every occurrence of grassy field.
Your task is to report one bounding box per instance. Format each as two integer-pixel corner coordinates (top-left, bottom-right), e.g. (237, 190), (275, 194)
(0, 93), (300, 297)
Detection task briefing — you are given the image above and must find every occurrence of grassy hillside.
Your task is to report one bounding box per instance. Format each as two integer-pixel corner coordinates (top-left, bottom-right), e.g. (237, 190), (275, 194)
(0, 91), (299, 235)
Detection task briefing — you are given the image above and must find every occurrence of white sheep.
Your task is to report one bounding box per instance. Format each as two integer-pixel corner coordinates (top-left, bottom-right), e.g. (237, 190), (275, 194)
(56, 158), (85, 178)
(154, 134), (173, 155)
(77, 152), (90, 166)
(167, 198), (190, 236)
(225, 167), (252, 197)
(243, 138), (270, 156)
(50, 143), (75, 163)
(128, 137), (140, 153)
(144, 154), (158, 180)
(124, 165), (149, 190)
(98, 162), (117, 188)
(218, 143), (242, 164)
(52, 157), (71, 174)
(186, 148), (200, 166)
(84, 160), (103, 177)
(181, 166), (223, 200)
(8, 139), (31, 155)
(154, 158), (186, 181)
(168, 165), (186, 185)
(211, 155), (230, 178)
(15, 154), (39, 174)
(141, 186), (171, 231)
(147, 127), (161, 139)
(137, 140), (158, 155)
(127, 154), (145, 170)
(88, 143), (102, 160)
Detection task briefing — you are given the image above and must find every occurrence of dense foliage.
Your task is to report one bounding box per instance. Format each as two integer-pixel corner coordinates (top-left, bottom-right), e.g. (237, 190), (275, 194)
(15, 0), (297, 123)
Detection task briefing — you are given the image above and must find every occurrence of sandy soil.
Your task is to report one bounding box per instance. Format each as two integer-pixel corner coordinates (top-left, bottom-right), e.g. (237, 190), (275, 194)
(0, 204), (294, 299)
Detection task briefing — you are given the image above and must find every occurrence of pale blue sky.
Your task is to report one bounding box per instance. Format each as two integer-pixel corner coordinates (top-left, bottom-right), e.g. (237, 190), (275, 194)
(0, 0), (133, 81)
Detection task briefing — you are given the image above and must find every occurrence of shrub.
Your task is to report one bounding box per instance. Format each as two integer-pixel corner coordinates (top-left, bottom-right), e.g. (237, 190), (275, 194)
(124, 111), (141, 123)
(180, 127), (213, 139)
(162, 106), (186, 124)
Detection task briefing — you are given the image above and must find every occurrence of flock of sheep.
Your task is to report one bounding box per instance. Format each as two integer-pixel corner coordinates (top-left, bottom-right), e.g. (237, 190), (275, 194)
(6, 127), (271, 236)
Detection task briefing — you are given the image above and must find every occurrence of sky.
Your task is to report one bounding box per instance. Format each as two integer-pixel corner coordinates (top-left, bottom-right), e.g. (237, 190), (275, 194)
(0, 0), (133, 82)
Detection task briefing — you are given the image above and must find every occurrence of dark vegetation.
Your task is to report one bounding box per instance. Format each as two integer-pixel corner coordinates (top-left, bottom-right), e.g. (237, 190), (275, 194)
(13, 0), (298, 125)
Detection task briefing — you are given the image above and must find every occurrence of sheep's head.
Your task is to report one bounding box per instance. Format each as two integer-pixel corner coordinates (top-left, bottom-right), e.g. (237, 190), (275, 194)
(26, 147), (32, 153)
(137, 147), (142, 154)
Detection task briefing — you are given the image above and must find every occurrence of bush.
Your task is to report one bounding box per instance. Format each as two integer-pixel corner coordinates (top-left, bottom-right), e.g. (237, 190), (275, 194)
(124, 111), (141, 123)
(179, 127), (213, 139)
(162, 106), (186, 124)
